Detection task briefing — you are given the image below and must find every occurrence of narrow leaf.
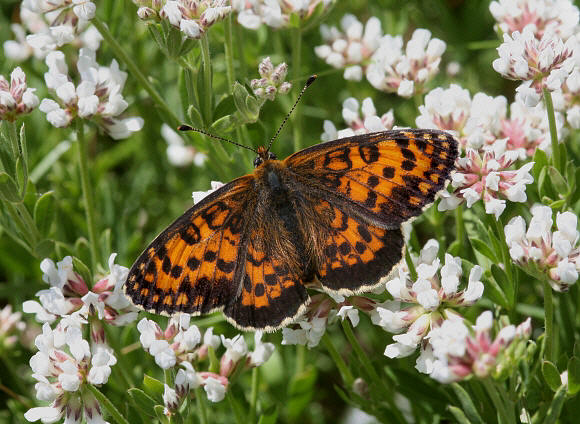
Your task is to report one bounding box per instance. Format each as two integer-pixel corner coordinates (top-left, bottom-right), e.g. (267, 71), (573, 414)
(542, 361), (561, 392)
(128, 388), (157, 417)
(34, 191), (55, 236)
(143, 374), (165, 400)
(567, 356), (580, 396)
(544, 385), (567, 424)
(0, 172), (21, 202)
(470, 238), (498, 262)
(451, 383), (484, 424)
(448, 406), (472, 424)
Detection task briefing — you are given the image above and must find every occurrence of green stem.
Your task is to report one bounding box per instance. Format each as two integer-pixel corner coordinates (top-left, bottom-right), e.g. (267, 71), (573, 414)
(455, 207), (464, 248)
(341, 320), (380, 383)
(92, 17), (181, 126)
(249, 368), (259, 423)
(224, 14), (235, 89)
(75, 120), (99, 274)
(195, 387), (209, 424)
(322, 333), (354, 386)
(405, 246), (418, 281)
(226, 390), (245, 424)
(543, 278), (554, 362)
(291, 27), (303, 152)
(6, 121), (19, 159)
(481, 379), (514, 424)
(87, 384), (130, 424)
(295, 344), (305, 374)
(542, 88), (561, 171)
(200, 35), (213, 126)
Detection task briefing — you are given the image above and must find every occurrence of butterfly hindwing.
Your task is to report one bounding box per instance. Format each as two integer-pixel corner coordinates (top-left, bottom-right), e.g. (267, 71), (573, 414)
(285, 129), (458, 228)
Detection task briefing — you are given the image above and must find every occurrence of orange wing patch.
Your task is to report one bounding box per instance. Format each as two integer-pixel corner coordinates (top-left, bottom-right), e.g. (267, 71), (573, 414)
(286, 129), (458, 227)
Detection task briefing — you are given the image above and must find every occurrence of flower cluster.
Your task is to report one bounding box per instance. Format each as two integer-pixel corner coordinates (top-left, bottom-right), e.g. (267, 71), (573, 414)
(493, 27), (575, 106)
(489, 0), (579, 40)
(3, 0), (100, 61)
(232, 0), (332, 30)
(24, 255), (138, 327)
(417, 83), (564, 155)
(39, 48), (144, 139)
(438, 144), (535, 219)
(321, 97), (394, 142)
(0, 67), (39, 122)
(417, 311), (532, 383)
(371, 239), (484, 358)
(0, 305), (26, 352)
(314, 14), (382, 81)
(250, 57), (292, 101)
(366, 29), (446, 97)
(138, 316), (275, 406)
(25, 322), (115, 423)
(134, 0), (232, 39)
(505, 205), (580, 291)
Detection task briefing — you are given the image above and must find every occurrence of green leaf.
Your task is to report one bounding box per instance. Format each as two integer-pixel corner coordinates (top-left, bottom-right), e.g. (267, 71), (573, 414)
(257, 405), (279, 424)
(233, 82), (251, 119)
(187, 105), (204, 129)
(210, 115), (237, 133)
(483, 271), (509, 309)
(532, 147), (548, 181)
(544, 385), (567, 424)
(245, 95), (261, 122)
(143, 374), (165, 401)
(547, 166), (568, 195)
(34, 239), (55, 258)
(470, 238), (498, 262)
(542, 361), (561, 392)
(567, 356), (580, 396)
(451, 383), (483, 424)
(491, 264), (513, 306)
(287, 367), (317, 420)
(34, 191), (55, 236)
(0, 172), (21, 202)
(153, 405), (169, 424)
(448, 406), (472, 424)
(128, 388), (157, 417)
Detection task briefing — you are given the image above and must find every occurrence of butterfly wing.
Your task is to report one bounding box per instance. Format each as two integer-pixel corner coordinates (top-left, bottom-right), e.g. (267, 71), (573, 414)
(125, 174), (309, 330)
(284, 129), (458, 228)
(284, 129), (458, 292)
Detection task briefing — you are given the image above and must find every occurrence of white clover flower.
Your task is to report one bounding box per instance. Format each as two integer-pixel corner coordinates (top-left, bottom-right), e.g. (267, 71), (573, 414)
(366, 29), (445, 98)
(25, 322), (114, 423)
(203, 376), (227, 402)
(136, 0), (232, 39)
(321, 97), (394, 142)
(493, 27), (575, 106)
(438, 144), (535, 219)
(251, 57), (292, 101)
(315, 14), (382, 81)
(490, 0), (579, 41)
(336, 305), (360, 327)
(420, 311), (532, 383)
(162, 124), (207, 167)
(192, 181), (225, 204)
(282, 316), (327, 348)
(0, 67), (39, 121)
(505, 206), (580, 291)
(375, 240), (483, 358)
(40, 48), (143, 139)
(249, 331), (275, 367)
(233, 0), (332, 30)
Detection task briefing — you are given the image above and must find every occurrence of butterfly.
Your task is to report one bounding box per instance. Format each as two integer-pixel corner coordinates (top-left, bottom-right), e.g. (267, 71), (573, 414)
(124, 126), (458, 331)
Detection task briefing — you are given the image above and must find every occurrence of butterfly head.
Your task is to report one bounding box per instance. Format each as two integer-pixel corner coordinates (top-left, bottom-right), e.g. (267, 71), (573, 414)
(254, 146), (277, 168)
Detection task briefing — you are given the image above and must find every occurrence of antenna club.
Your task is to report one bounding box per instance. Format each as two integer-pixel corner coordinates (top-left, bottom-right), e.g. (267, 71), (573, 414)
(306, 75), (318, 86)
(177, 124), (193, 131)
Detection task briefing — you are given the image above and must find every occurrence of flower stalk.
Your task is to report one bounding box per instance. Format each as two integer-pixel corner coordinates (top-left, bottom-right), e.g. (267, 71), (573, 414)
(87, 384), (130, 424)
(543, 277), (554, 362)
(542, 88), (561, 172)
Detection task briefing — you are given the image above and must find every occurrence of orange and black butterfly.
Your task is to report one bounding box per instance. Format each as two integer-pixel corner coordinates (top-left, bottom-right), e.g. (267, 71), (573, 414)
(125, 79), (458, 330)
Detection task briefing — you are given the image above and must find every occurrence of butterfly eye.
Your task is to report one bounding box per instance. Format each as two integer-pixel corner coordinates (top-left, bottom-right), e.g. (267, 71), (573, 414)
(268, 152), (277, 160)
(253, 156), (264, 167)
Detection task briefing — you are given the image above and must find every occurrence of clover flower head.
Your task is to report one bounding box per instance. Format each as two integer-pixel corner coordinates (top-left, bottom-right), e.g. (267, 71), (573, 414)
(314, 14), (383, 81)
(493, 27), (576, 106)
(24, 322), (114, 423)
(0, 305), (26, 351)
(366, 28), (446, 98)
(321, 97), (394, 142)
(0, 67), (39, 122)
(489, 0), (580, 41)
(134, 0), (232, 39)
(39, 48), (144, 139)
(417, 311), (532, 383)
(370, 239), (484, 359)
(504, 205), (580, 291)
(251, 57), (292, 101)
(233, 0), (333, 30)
(438, 142), (535, 219)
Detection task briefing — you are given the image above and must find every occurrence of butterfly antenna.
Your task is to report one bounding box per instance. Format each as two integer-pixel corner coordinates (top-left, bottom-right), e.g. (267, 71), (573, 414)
(266, 74), (317, 152)
(178, 125), (258, 153)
